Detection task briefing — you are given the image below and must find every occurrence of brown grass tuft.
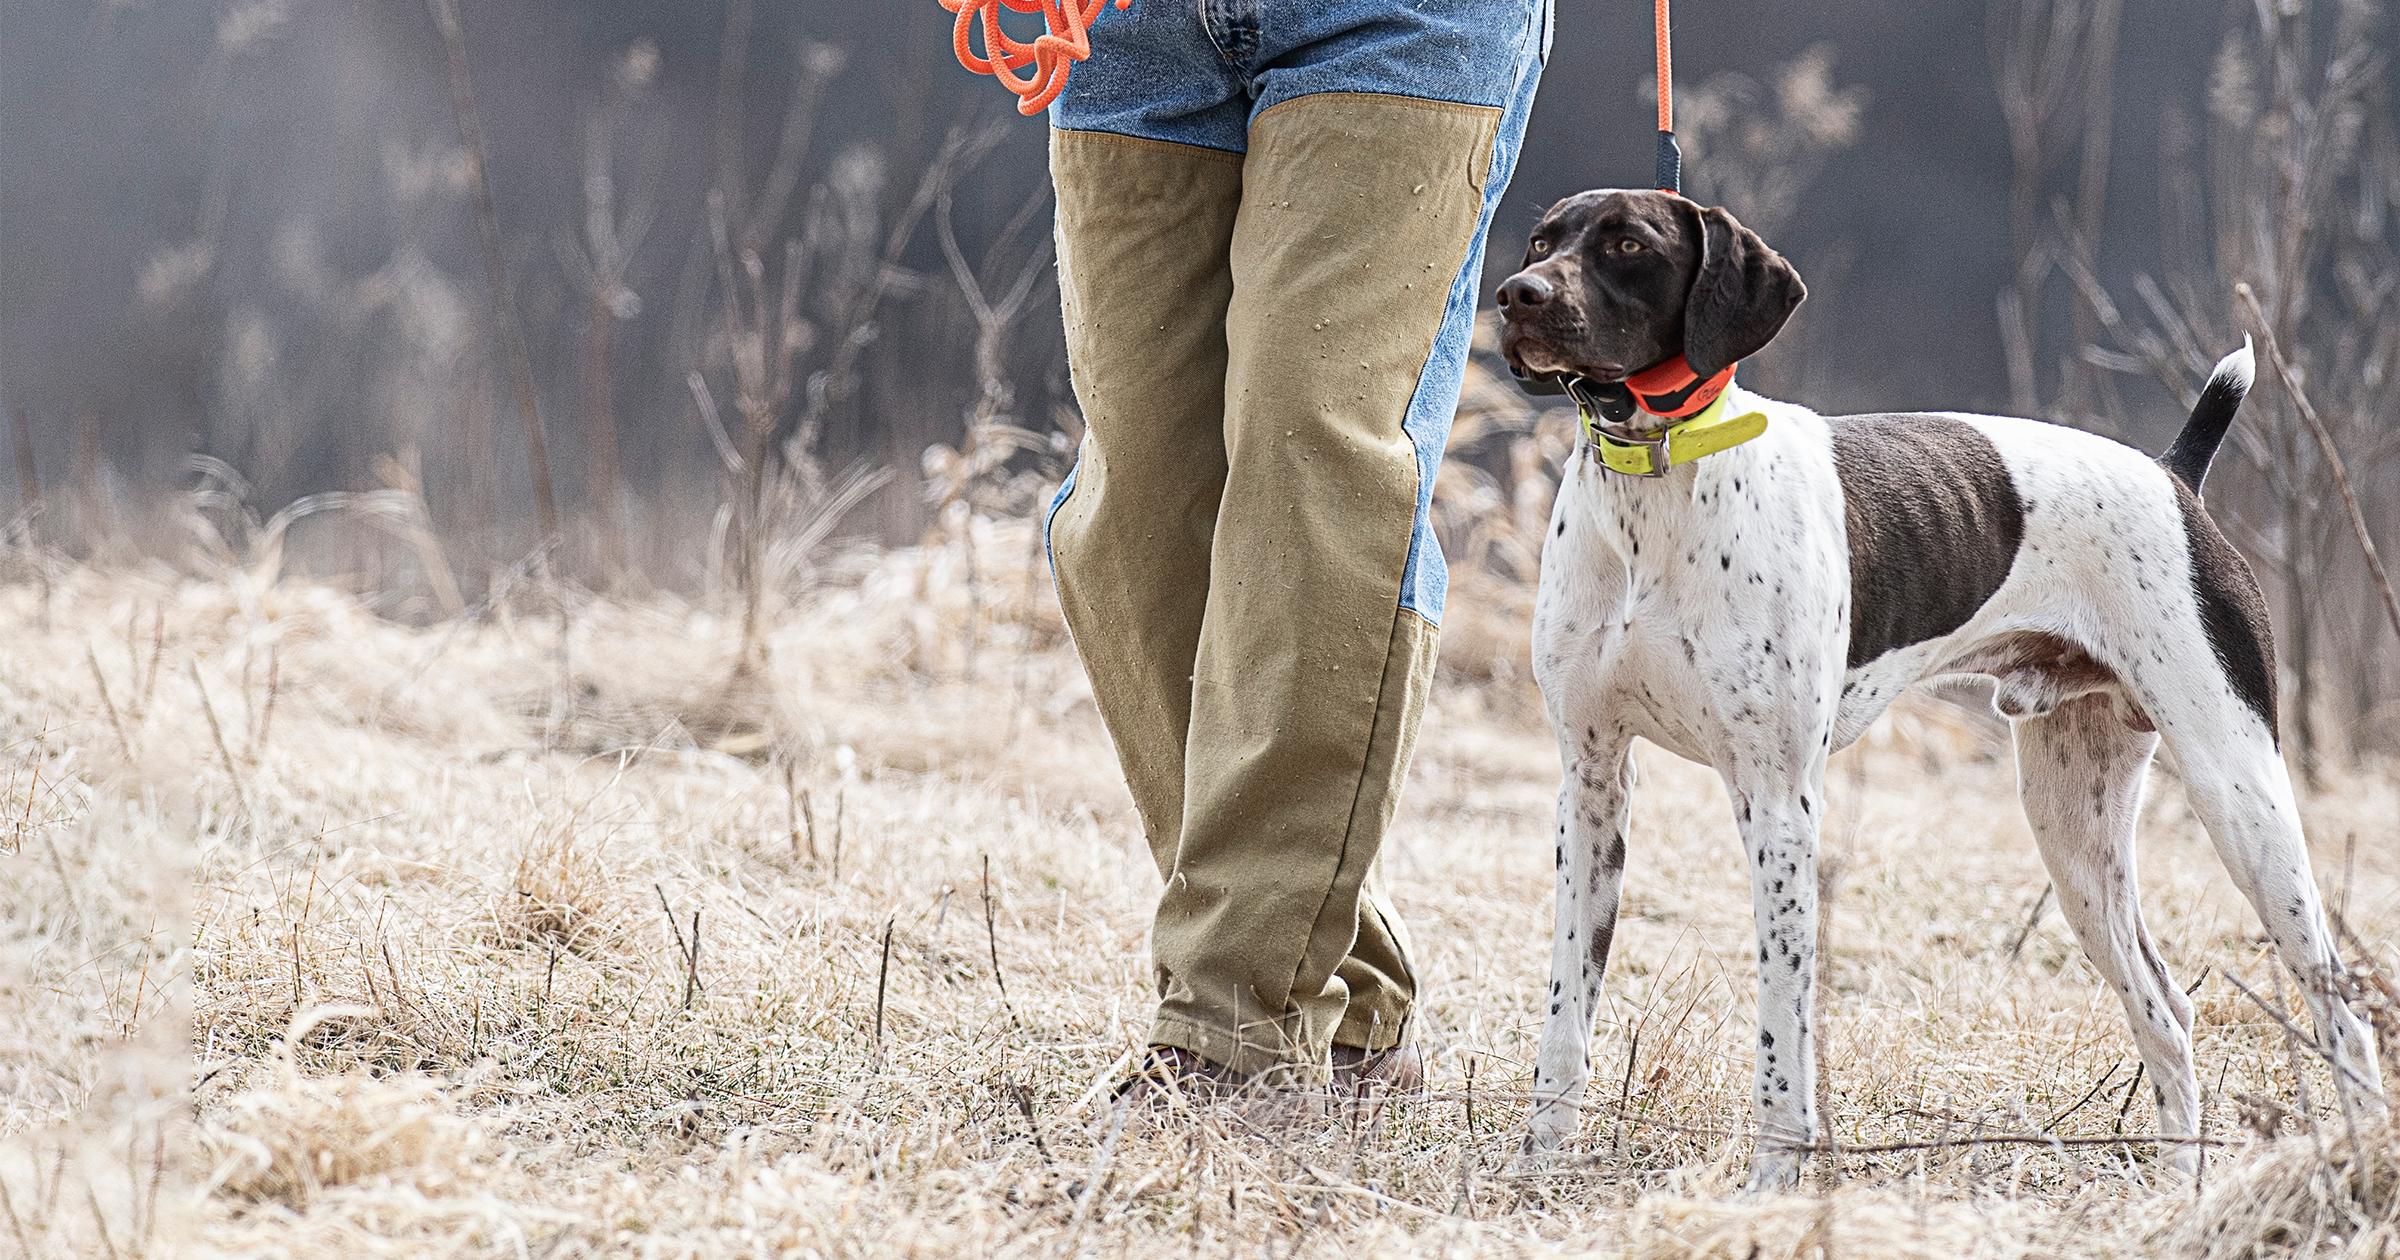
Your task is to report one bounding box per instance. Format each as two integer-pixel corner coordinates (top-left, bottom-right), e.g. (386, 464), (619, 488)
(2171, 1121), (2399, 1259)
(204, 1061), (493, 1211)
(495, 820), (625, 956)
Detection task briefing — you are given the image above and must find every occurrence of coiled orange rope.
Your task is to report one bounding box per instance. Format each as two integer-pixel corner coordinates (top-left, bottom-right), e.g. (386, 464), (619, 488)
(940, 0), (1132, 116)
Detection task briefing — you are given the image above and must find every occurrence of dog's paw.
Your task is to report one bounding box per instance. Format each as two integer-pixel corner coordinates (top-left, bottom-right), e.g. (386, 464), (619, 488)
(1515, 1105), (1578, 1170)
(1741, 1148), (1803, 1196)
(1512, 1139), (1573, 1175)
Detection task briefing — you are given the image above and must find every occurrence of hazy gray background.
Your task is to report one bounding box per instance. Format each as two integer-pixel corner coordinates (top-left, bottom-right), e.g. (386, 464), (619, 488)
(1, 0), (2394, 763)
(0, 1), (2274, 495)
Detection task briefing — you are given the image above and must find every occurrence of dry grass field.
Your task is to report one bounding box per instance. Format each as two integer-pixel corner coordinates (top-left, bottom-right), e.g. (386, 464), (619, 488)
(2, 522), (2394, 1258)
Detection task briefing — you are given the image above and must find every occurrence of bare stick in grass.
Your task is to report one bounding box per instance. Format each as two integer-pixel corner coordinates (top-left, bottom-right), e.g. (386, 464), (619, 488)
(82, 1179), (119, 1260)
(684, 909), (702, 1011)
(653, 884), (702, 1010)
(84, 647), (134, 762)
(981, 854), (1021, 1029)
(784, 761), (815, 862)
(1009, 1080), (1055, 1167)
(1798, 1131), (2231, 1157)
(1612, 1025), (1641, 1158)
(832, 787), (847, 879)
(873, 916), (895, 1065)
(190, 663), (252, 825)
(2114, 1062), (2145, 1134)
(135, 607), (163, 721)
(133, 607), (164, 720)
(655, 884), (688, 957)
(1449, 1057), (1478, 1218)
(2006, 883), (2052, 960)
(251, 645), (281, 761)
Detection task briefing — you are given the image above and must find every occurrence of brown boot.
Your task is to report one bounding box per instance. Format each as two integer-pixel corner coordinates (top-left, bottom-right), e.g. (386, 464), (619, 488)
(1331, 1044), (1424, 1095)
(1111, 1045), (1246, 1109)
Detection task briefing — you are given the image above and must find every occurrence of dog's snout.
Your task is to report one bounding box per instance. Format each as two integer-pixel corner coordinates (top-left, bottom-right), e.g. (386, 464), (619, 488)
(1497, 272), (1554, 312)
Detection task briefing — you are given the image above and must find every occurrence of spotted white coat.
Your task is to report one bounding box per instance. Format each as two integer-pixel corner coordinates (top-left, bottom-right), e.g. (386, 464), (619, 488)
(1521, 351), (2387, 1190)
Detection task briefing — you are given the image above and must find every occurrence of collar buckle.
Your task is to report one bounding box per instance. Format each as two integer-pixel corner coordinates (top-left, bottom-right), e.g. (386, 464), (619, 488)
(1617, 430), (1674, 477)
(1585, 415), (1674, 477)
(1568, 377), (1675, 477)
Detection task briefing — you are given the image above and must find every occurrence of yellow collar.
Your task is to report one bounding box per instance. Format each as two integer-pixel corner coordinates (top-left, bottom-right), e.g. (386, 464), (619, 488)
(1580, 388), (1770, 477)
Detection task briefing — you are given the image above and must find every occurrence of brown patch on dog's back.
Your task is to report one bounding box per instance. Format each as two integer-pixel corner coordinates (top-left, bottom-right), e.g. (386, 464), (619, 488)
(1831, 414), (2026, 668)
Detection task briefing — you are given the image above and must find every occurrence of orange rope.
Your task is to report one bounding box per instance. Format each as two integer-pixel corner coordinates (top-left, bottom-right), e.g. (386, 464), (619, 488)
(940, 0), (1132, 116)
(1652, 0), (1674, 133)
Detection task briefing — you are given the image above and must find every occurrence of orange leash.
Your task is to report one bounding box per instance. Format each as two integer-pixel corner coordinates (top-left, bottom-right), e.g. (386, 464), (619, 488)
(940, 0), (1132, 116)
(1653, 0), (1681, 191)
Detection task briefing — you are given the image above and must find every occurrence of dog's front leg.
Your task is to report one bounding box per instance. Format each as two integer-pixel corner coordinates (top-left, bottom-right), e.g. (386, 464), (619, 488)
(1524, 729), (1634, 1157)
(1727, 774), (1823, 1192)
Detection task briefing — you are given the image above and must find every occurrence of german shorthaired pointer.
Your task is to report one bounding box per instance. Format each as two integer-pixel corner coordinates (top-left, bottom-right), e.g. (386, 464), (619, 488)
(1494, 188), (2387, 1190)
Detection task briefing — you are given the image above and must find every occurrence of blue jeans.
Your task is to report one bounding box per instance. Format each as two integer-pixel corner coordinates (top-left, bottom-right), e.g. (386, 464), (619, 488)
(1043, 1), (1547, 1075)
(1054, 0), (1550, 158)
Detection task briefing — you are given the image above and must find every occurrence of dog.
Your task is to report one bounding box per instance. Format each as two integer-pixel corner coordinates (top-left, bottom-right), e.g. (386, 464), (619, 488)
(1493, 188), (2388, 1191)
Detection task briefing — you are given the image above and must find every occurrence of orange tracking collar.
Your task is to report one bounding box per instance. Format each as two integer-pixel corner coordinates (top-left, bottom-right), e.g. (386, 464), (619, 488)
(1624, 357), (1736, 419)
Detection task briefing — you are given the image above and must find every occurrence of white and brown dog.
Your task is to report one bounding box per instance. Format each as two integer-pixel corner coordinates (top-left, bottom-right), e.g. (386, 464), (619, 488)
(1494, 188), (2387, 1190)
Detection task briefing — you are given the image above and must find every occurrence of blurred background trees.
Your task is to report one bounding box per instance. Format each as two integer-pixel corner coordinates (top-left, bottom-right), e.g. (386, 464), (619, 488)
(0, 0), (2393, 763)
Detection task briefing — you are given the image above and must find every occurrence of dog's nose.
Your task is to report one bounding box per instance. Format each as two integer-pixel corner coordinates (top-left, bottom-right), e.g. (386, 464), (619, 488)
(1497, 272), (1554, 311)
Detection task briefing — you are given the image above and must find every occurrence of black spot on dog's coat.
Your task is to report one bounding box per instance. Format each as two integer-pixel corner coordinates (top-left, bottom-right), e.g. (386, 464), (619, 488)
(2173, 475), (2278, 737)
(1830, 414), (2026, 668)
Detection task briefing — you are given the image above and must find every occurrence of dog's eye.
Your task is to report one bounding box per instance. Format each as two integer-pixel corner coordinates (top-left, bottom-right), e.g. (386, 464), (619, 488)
(1530, 238), (1552, 257)
(1612, 238), (1645, 255)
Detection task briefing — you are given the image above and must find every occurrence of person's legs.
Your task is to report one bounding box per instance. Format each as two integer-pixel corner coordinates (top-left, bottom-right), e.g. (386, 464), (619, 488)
(1046, 9), (1248, 880)
(1145, 0), (1549, 1077)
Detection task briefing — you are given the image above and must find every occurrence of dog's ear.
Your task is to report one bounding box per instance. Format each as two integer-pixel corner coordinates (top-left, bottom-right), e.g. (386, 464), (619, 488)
(1680, 204), (1806, 378)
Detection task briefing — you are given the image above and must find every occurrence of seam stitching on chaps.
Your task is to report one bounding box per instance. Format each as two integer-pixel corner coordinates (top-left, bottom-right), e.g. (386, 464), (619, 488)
(1050, 127), (1247, 160)
(1282, 607), (1409, 1025)
(1249, 90), (1504, 131)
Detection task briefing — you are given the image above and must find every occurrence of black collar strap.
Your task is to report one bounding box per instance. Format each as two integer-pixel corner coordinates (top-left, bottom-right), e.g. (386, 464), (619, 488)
(1551, 356), (1737, 427)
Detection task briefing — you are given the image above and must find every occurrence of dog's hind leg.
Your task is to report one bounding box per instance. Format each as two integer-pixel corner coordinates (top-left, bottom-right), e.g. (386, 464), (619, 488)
(2110, 493), (2387, 1123)
(2011, 693), (2201, 1173)
(2145, 704), (2385, 1121)
(1524, 729), (1635, 1156)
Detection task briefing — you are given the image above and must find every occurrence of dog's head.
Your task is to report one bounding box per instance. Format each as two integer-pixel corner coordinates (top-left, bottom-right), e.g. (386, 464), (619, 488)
(1496, 189), (1805, 395)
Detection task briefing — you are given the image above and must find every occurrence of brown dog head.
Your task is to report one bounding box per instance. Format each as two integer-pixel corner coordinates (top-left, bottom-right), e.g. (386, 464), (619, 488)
(1495, 190), (1805, 393)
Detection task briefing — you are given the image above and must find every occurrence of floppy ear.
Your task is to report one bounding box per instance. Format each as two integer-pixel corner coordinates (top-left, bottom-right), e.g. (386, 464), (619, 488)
(1680, 204), (1806, 378)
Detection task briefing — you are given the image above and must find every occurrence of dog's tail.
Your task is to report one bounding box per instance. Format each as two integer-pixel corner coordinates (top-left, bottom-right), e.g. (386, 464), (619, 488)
(2160, 337), (2255, 490)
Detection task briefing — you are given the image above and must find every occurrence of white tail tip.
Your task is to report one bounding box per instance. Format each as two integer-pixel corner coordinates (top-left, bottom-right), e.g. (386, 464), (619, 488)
(2212, 336), (2256, 393)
